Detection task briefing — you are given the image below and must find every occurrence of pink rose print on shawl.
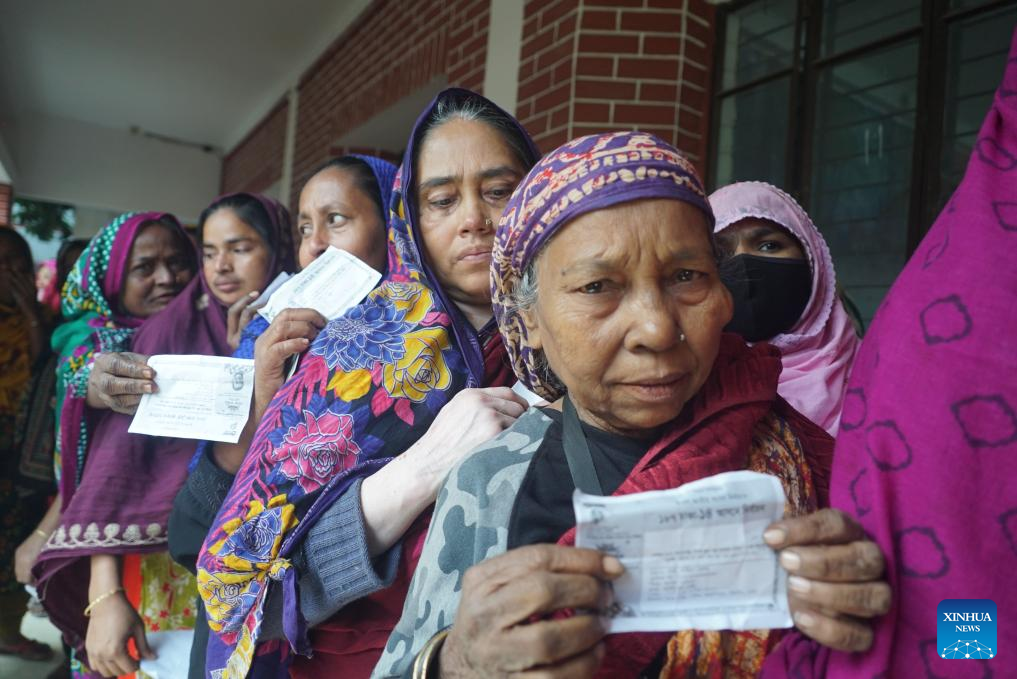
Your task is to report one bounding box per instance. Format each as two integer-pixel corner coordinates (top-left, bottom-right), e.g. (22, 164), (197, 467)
(266, 408), (361, 494)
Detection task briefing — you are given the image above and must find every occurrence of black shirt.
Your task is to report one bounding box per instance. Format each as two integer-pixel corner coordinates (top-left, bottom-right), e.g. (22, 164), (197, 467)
(507, 408), (652, 549)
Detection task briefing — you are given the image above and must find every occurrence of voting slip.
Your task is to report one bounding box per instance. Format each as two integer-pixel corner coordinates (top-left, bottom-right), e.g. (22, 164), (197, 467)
(511, 381), (546, 406)
(258, 246), (381, 323)
(574, 470), (792, 633)
(251, 270), (291, 307)
(139, 629), (194, 679)
(128, 355), (255, 444)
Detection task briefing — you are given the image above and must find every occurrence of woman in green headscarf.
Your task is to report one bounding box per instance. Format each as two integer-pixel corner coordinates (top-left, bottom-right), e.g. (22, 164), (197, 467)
(50, 212), (196, 498)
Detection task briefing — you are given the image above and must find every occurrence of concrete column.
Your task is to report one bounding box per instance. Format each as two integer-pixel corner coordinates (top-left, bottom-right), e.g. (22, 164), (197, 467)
(279, 87), (300, 208)
(483, 0), (525, 114)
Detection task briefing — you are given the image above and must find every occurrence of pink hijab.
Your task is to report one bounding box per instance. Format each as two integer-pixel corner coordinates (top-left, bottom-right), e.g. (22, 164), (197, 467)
(710, 182), (859, 435)
(762, 27), (1017, 678)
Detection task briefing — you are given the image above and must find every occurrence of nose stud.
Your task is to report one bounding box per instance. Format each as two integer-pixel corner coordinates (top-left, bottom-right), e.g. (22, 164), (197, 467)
(679, 333), (686, 343)
(484, 218), (493, 227)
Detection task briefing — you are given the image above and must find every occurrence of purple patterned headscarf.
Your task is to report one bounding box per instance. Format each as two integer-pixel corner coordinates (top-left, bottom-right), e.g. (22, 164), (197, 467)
(762, 27), (1017, 679)
(491, 131), (712, 400)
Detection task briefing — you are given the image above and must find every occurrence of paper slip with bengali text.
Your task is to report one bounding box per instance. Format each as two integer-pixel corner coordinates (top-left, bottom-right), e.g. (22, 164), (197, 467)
(128, 355), (255, 443)
(574, 470), (792, 633)
(251, 270), (291, 307)
(258, 246), (381, 322)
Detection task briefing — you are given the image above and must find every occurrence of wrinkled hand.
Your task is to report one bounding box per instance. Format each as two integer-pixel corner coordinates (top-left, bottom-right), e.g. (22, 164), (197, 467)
(765, 508), (890, 652)
(84, 592), (155, 677)
(252, 308), (327, 411)
(440, 545), (622, 678)
(86, 352), (154, 414)
(227, 291), (263, 350)
(14, 532), (46, 585)
(409, 387), (529, 494)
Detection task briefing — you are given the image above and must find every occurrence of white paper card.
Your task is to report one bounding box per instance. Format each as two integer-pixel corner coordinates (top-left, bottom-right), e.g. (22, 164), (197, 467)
(251, 271), (291, 307)
(258, 246), (380, 322)
(574, 470), (791, 633)
(128, 355), (255, 443)
(139, 629), (194, 679)
(511, 381), (545, 406)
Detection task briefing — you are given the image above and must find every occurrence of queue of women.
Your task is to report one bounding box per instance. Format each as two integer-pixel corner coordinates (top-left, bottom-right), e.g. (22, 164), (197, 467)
(2, 29), (1013, 679)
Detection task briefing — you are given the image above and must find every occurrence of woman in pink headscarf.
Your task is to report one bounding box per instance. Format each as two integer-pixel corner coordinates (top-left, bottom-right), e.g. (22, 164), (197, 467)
(710, 183), (859, 435)
(762, 27), (1017, 679)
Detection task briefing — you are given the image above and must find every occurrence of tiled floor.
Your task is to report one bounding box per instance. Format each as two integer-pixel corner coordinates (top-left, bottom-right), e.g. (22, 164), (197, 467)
(0, 614), (65, 679)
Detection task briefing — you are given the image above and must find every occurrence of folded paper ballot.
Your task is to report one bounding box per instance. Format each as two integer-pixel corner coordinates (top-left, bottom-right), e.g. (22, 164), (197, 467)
(128, 355), (255, 443)
(250, 270), (291, 307)
(511, 381), (545, 406)
(258, 246), (380, 322)
(574, 470), (792, 633)
(139, 629), (194, 679)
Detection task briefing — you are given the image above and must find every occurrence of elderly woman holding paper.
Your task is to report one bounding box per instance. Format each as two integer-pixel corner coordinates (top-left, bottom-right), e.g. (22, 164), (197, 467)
(373, 132), (891, 679)
(34, 192), (295, 678)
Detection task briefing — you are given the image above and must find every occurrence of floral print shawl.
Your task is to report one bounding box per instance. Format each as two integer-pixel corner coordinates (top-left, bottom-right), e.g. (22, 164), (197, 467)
(198, 89), (540, 679)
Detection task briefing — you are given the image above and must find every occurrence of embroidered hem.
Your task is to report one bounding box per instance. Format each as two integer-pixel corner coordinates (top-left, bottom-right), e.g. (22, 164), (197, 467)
(47, 521), (167, 549)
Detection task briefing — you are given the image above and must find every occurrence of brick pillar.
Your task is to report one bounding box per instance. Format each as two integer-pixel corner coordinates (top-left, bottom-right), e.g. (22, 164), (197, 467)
(517, 0), (716, 174)
(0, 183), (11, 225)
(289, 0), (491, 213)
(220, 99), (289, 196)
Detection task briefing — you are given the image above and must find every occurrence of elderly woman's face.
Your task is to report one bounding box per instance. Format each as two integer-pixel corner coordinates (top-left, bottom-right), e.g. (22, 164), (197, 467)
(120, 222), (195, 318)
(416, 118), (526, 324)
(526, 199), (733, 436)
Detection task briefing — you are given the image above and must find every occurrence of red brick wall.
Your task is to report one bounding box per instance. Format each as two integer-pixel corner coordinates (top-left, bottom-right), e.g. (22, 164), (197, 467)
(224, 0), (718, 201)
(517, 0), (581, 151)
(0, 183), (10, 225)
(290, 0), (490, 208)
(328, 145), (403, 166)
(517, 0), (716, 175)
(220, 99), (288, 195)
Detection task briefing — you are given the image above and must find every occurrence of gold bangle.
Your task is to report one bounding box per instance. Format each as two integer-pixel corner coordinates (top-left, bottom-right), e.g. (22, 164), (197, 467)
(83, 587), (124, 617)
(33, 529), (50, 540)
(412, 628), (450, 679)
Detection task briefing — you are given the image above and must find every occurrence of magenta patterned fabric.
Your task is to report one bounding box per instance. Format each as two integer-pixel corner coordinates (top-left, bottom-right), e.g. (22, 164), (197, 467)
(762, 27), (1017, 679)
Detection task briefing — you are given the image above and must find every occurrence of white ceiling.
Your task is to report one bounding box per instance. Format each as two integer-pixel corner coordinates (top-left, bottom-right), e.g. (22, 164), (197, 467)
(0, 0), (372, 151)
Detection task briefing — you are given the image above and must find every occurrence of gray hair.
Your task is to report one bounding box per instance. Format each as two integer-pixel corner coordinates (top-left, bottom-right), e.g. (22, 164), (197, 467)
(415, 92), (535, 173)
(506, 256), (566, 394)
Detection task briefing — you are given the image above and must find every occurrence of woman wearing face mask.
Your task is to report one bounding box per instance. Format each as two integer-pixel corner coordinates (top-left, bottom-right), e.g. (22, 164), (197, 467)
(34, 194), (292, 678)
(167, 156), (395, 679)
(764, 29), (1017, 678)
(373, 132), (888, 679)
(711, 183), (860, 435)
(196, 89), (539, 679)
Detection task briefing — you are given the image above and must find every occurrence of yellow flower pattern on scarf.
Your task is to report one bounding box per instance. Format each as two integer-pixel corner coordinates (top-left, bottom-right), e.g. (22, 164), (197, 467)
(383, 327), (452, 402)
(198, 494), (297, 634)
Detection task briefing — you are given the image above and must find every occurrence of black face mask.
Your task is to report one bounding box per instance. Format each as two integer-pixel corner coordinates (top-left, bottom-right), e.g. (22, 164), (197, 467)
(719, 254), (812, 342)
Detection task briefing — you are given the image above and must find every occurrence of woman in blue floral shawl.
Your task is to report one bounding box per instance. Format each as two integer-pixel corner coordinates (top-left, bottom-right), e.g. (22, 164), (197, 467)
(198, 88), (541, 678)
